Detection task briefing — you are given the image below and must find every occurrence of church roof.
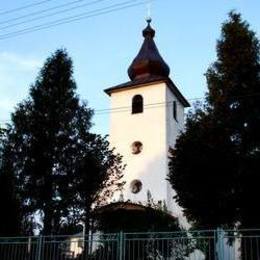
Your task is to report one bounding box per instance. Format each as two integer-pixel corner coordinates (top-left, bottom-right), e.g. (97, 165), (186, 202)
(104, 19), (190, 108)
(93, 201), (176, 221)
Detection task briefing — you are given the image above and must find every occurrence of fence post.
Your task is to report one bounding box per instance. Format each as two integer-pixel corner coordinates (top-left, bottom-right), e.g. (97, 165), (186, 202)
(36, 236), (43, 260)
(118, 231), (124, 260)
(215, 228), (224, 260)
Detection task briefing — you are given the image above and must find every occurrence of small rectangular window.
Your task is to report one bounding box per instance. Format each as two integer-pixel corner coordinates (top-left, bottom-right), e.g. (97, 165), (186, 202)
(173, 101), (177, 121)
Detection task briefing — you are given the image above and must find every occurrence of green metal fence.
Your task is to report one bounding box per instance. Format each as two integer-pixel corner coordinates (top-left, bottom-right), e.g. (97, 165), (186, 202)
(0, 229), (259, 259)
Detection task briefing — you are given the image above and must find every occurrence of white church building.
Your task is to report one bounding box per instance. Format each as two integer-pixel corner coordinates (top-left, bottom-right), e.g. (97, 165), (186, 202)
(104, 18), (190, 222)
(68, 20), (238, 260)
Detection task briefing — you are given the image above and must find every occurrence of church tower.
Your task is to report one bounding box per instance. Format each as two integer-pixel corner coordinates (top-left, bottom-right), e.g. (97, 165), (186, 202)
(104, 19), (189, 217)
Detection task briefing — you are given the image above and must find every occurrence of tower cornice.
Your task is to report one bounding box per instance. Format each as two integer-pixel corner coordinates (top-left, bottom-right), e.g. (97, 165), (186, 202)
(104, 76), (190, 107)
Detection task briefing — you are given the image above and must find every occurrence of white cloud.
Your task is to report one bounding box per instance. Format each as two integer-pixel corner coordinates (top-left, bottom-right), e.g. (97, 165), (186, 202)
(0, 52), (43, 123)
(0, 52), (41, 71)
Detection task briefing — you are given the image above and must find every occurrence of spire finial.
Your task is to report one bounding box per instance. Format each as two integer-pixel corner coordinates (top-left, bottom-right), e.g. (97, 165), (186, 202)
(146, 2), (152, 24)
(143, 4), (155, 39)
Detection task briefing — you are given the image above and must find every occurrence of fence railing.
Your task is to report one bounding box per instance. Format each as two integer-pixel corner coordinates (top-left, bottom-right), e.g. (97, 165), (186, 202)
(0, 229), (259, 260)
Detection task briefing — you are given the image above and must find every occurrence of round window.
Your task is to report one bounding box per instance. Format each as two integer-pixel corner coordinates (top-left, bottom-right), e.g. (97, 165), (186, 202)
(131, 141), (143, 155)
(130, 179), (143, 194)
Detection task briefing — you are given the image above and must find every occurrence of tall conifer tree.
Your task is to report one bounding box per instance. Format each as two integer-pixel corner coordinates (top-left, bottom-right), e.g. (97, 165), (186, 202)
(7, 49), (123, 235)
(168, 12), (260, 229)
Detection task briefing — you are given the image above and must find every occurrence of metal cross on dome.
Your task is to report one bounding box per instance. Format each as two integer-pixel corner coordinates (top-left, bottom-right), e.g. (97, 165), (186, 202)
(146, 1), (152, 24)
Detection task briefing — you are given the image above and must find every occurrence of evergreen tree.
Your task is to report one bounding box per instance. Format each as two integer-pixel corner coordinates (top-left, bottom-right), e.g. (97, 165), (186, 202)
(7, 49), (124, 235)
(7, 49), (85, 235)
(168, 12), (260, 229)
(206, 11), (260, 229)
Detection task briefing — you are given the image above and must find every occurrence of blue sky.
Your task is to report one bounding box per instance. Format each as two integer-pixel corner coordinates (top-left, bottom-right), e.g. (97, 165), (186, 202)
(0, 0), (259, 135)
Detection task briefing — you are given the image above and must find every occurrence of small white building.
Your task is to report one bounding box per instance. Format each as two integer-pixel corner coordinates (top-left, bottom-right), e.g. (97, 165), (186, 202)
(104, 19), (190, 223)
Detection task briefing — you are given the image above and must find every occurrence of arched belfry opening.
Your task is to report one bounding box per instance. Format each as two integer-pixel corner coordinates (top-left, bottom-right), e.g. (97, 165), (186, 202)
(132, 95), (143, 114)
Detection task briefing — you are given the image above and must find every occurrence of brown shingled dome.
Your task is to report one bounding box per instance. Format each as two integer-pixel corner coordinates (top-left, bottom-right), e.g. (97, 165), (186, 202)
(128, 20), (170, 81)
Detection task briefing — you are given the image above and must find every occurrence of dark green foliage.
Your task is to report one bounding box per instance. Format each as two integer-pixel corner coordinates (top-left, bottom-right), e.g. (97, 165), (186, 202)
(91, 202), (191, 260)
(169, 111), (238, 229)
(63, 133), (125, 238)
(0, 129), (21, 236)
(7, 49), (88, 235)
(168, 12), (260, 229)
(5, 49), (124, 235)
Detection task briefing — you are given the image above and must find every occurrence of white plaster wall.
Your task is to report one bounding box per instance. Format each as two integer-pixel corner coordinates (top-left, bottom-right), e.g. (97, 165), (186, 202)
(108, 82), (185, 219)
(165, 87), (187, 225)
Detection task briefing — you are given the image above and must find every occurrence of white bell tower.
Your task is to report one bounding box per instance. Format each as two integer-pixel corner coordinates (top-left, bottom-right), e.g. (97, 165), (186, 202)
(104, 19), (189, 217)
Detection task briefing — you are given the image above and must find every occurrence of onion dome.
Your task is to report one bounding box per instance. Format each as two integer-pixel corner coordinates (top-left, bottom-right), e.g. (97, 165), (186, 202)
(128, 18), (170, 81)
(104, 19), (190, 108)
